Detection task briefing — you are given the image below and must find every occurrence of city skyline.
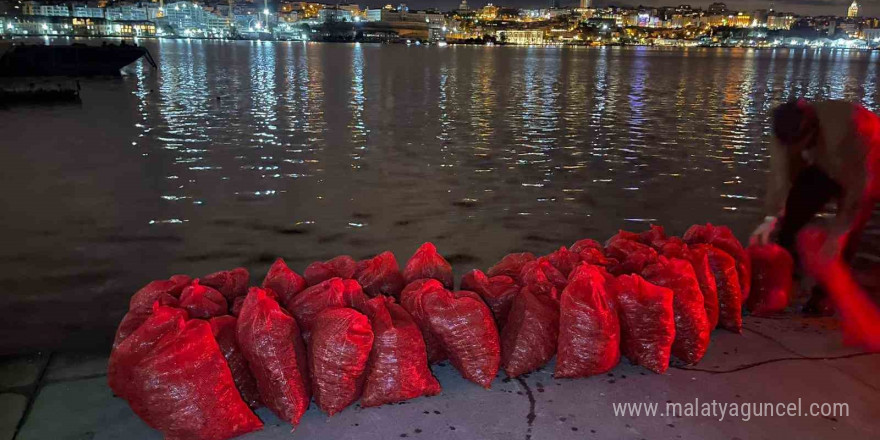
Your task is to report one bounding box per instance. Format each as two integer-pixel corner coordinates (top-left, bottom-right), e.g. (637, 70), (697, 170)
(365, 0), (867, 17)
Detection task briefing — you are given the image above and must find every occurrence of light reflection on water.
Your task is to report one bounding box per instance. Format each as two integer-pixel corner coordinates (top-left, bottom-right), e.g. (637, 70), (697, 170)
(1, 42), (879, 353)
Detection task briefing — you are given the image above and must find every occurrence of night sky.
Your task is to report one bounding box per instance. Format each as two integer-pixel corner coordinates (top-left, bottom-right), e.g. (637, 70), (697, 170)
(362, 0), (868, 17)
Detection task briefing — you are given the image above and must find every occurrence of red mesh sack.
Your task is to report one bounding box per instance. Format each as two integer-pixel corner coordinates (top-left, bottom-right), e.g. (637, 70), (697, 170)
(577, 247), (616, 267)
(519, 257), (567, 299)
(353, 251), (406, 298)
(114, 294), (179, 349)
(230, 296), (245, 316)
(309, 308), (374, 416)
(639, 225), (668, 249)
(545, 246), (581, 277)
(403, 242), (454, 289)
(501, 286), (559, 378)
(179, 282), (228, 319)
(304, 255), (358, 286)
(262, 258), (307, 307)
(604, 238), (659, 275)
(683, 223), (751, 300)
(109, 305), (188, 398)
(425, 289), (500, 388)
(399, 279), (449, 363)
(746, 244), (794, 316)
(129, 319), (262, 440)
(201, 268), (249, 302)
(605, 230), (642, 246)
(570, 239), (602, 254)
(285, 277), (368, 343)
(641, 257), (710, 365)
(110, 306), (263, 440)
(556, 264), (620, 378)
(460, 269), (520, 330)
(487, 252), (536, 279)
(695, 244), (743, 332)
(361, 296), (441, 407)
(128, 275), (191, 311)
(609, 274), (675, 374)
(659, 240), (720, 330)
(209, 316), (261, 409)
(236, 288), (311, 427)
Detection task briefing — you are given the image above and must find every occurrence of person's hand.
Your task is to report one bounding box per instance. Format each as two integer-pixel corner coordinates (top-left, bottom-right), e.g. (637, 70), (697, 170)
(749, 216), (778, 245)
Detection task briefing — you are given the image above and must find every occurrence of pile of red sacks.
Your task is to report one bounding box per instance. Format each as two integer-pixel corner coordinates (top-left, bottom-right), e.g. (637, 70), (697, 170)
(109, 223), (793, 440)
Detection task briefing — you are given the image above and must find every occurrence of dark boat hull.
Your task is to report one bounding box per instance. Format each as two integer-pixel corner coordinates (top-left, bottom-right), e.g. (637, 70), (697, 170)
(0, 44), (148, 77)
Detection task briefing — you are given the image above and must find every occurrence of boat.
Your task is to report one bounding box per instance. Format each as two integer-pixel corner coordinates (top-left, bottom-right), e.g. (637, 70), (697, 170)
(0, 42), (157, 77)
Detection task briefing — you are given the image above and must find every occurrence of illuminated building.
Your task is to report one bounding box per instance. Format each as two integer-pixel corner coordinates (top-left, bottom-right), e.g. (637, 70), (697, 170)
(318, 6), (354, 23)
(579, 0), (592, 9)
(458, 0), (468, 11)
(105, 5), (151, 21)
(22, 1), (70, 16)
(160, 1), (230, 35)
(752, 9), (768, 27)
(71, 3), (105, 18)
(863, 28), (880, 42)
(365, 8), (443, 25)
(109, 20), (157, 36)
(497, 29), (544, 44)
(733, 12), (751, 28)
(766, 12), (795, 30)
(477, 4), (498, 21)
(847, 1), (859, 18)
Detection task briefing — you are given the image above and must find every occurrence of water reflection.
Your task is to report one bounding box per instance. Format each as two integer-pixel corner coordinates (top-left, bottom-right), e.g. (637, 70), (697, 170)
(349, 43), (367, 163)
(129, 44), (880, 232)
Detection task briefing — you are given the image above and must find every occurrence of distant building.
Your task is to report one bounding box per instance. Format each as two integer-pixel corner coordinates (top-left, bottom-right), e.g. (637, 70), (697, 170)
(838, 20), (858, 35)
(22, 1), (70, 17)
(579, 0), (592, 9)
(318, 6), (353, 22)
(752, 9), (768, 27)
(162, 1), (210, 32)
(477, 3), (498, 21)
(847, 1), (859, 18)
(549, 0), (560, 10)
(108, 19), (157, 36)
(106, 5), (149, 21)
(498, 29), (544, 44)
(365, 8), (381, 21)
(458, 0), (468, 11)
(863, 28), (880, 42)
(365, 8), (443, 25)
(71, 3), (105, 18)
(707, 2), (727, 15)
(766, 12), (795, 30)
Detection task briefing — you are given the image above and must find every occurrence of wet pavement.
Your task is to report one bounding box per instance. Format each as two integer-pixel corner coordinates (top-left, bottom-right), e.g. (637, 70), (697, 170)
(3, 315), (878, 440)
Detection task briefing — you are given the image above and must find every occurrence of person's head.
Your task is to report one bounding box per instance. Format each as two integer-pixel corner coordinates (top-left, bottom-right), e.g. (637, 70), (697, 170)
(772, 99), (818, 148)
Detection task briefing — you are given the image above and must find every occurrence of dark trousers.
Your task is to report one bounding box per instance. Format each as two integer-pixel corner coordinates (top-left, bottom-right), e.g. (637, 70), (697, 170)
(777, 166), (868, 262)
(776, 166), (871, 309)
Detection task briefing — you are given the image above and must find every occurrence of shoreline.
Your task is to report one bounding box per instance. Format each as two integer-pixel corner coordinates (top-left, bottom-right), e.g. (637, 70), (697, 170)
(2, 35), (879, 50)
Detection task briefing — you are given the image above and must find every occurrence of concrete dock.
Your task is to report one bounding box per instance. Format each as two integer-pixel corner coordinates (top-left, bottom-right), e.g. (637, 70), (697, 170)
(3, 314), (879, 440)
